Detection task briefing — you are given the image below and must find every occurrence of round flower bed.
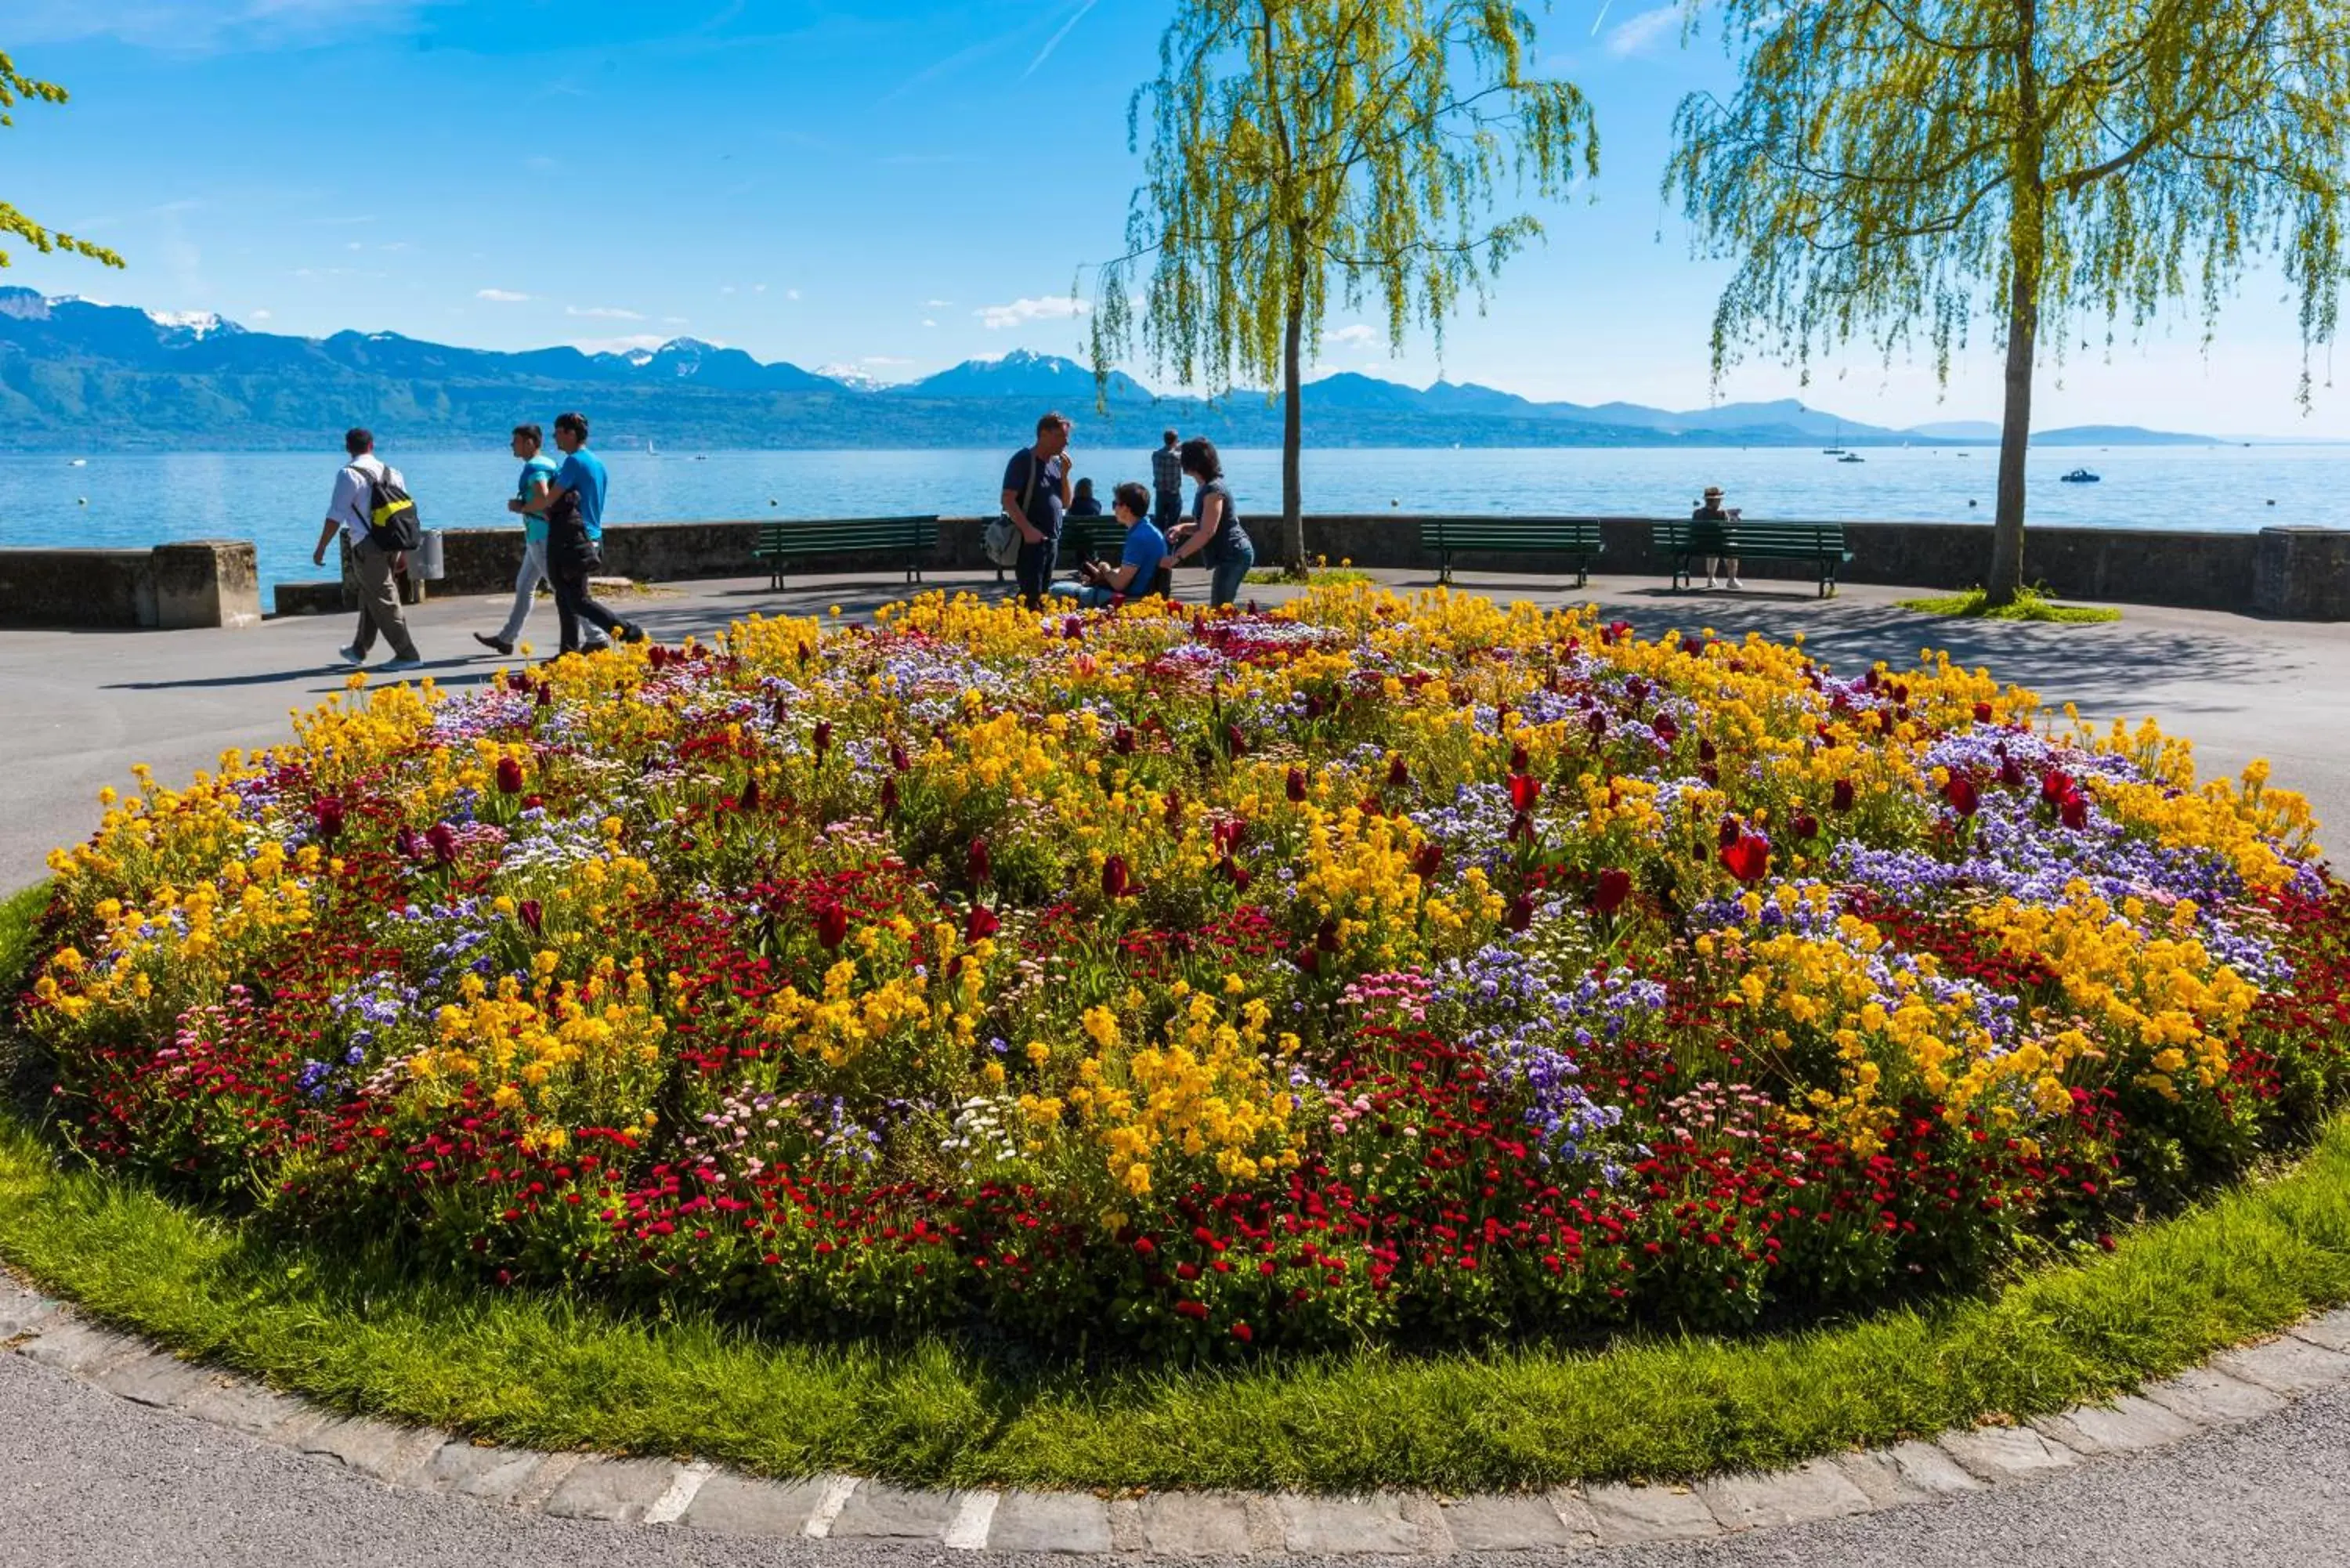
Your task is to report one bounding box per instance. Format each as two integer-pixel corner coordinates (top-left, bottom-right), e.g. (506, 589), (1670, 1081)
(20, 587), (2350, 1357)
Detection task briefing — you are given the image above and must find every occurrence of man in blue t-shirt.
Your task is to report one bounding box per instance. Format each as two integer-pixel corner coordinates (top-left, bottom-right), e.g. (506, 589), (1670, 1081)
(475, 422), (606, 656)
(1051, 482), (1166, 609)
(1000, 410), (1072, 610)
(512, 410), (644, 656)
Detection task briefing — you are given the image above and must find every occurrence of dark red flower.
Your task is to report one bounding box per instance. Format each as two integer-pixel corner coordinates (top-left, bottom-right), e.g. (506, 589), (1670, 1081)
(1719, 815), (1744, 849)
(739, 775), (761, 815)
(1225, 723), (1248, 757)
(1974, 701), (1994, 723)
(1101, 854), (1133, 900)
(812, 721), (833, 758)
(1592, 869), (1632, 914)
(1387, 753), (1410, 789)
(1173, 1299), (1209, 1320)
(878, 775), (898, 818)
(395, 826), (421, 861)
(1315, 918), (1340, 952)
(2060, 790), (2090, 830)
(1699, 739), (1718, 764)
(1999, 755), (2026, 789)
(517, 898), (543, 935)
(1653, 714), (1679, 745)
(815, 903), (849, 950)
(1217, 856), (1252, 891)
(890, 741), (912, 772)
(1719, 833), (1770, 883)
(1944, 773), (1979, 817)
(494, 756), (526, 795)
(1509, 742), (1530, 774)
(1412, 844), (1444, 881)
(425, 822), (457, 866)
(1112, 725), (1136, 757)
(1231, 1321), (1253, 1342)
(313, 796), (345, 841)
(1507, 774), (1541, 813)
(2041, 768), (2075, 806)
(1504, 892), (1537, 931)
(1791, 811), (1820, 840)
(536, 682), (552, 707)
(1286, 766), (1309, 803)
(964, 904), (1000, 942)
(966, 838), (992, 885)
(1831, 779), (1856, 813)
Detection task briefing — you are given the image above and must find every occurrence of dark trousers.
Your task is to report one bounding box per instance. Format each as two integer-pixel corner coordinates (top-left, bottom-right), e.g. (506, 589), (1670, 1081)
(1153, 492), (1182, 531)
(1014, 531), (1058, 609)
(548, 546), (627, 652)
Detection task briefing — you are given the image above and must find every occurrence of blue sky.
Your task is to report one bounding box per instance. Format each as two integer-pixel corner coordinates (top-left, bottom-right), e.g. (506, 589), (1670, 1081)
(4, 0), (2344, 436)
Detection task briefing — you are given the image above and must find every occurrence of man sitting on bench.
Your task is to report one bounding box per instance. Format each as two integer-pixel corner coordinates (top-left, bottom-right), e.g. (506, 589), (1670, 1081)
(1695, 484), (1741, 590)
(1051, 481), (1167, 608)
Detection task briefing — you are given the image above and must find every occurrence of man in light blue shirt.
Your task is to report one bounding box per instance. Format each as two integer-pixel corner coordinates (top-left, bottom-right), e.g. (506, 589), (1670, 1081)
(475, 422), (605, 656)
(1051, 482), (1167, 608)
(512, 410), (642, 656)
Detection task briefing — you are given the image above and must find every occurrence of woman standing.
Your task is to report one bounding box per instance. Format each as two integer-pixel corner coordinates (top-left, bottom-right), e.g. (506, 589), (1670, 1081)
(1166, 436), (1256, 607)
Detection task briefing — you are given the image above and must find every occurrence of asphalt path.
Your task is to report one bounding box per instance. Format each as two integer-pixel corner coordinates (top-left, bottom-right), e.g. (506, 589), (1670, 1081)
(5, 569), (2346, 886)
(3, 1349), (2346, 1566)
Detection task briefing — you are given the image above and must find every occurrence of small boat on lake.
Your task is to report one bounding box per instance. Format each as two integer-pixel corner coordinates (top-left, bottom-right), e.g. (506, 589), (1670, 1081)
(69, 458), (87, 467)
(1838, 453), (1866, 464)
(2059, 468), (2101, 483)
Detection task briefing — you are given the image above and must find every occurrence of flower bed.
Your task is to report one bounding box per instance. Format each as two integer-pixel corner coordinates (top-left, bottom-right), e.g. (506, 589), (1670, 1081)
(19, 587), (2350, 1356)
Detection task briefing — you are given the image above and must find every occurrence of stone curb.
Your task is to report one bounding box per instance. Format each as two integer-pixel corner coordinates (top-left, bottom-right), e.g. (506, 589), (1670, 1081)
(4, 1270), (2346, 1557)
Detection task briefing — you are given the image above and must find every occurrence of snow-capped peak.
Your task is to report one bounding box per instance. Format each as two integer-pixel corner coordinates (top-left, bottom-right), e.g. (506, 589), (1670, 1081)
(147, 309), (229, 338)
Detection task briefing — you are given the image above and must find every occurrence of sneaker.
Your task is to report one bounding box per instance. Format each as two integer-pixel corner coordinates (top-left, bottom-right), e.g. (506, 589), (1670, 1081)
(335, 643), (363, 666)
(472, 633), (514, 656)
(618, 623), (649, 645)
(582, 640), (612, 654)
(1726, 577), (1744, 590)
(380, 656), (425, 673)
(1703, 576), (1716, 591)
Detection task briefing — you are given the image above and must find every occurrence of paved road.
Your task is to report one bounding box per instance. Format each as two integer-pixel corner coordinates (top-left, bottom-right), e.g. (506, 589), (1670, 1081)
(3, 1349), (2346, 1567)
(5, 569), (2345, 887)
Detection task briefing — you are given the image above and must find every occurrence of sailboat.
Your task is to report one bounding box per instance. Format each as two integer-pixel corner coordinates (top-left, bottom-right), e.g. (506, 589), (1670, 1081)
(1822, 418), (1846, 456)
(645, 437), (660, 455)
(69, 458), (87, 467)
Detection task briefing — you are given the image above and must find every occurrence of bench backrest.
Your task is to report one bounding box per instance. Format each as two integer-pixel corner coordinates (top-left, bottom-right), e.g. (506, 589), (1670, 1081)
(1419, 515), (1605, 550)
(1657, 519), (1849, 555)
(757, 515), (938, 550)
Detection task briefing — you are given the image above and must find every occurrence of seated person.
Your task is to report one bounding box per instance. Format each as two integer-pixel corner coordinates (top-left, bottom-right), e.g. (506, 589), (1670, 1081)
(1067, 477), (1104, 518)
(1050, 481), (1165, 608)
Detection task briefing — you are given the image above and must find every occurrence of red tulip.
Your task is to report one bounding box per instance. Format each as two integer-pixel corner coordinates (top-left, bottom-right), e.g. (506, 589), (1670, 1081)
(1791, 811), (1820, 840)
(812, 721), (833, 759)
(1653, 714), (1679, 745)
(536, 682), (552, 707)
(1508, 774), (1542, 813)
(1831, 779), (1856, 814)
(1999, 755), (2026, 789)
(1412, 844), (1444, 881)
(815, 903), (848, 950)
(1586, 710), (1608, 737)
(739, 776), (761, 814)
(890, 741), (912, 772)
(1101, 854), (1133, 900)
(1286, 766), (1308, 803)
(1944, 773), (1979, 817)
(1217, 856), (1252, 891)
(1225, 723), (1248, 757)
(1509, 743), (1530, 775)
(425, 821), (457, 866)
(517, 898), (543, 935)
(1504, 893), (1537, 931)
(395, 826), (421, 861)
(878, 775), (897, 818)
(1231, 1321), (1253, 1342)
(2060, 790), (2090, 830)
(1112, 725), (1136, 757)
(2041, 768), (2074, 806)
(964, 904), (1000, 942)
(1387, 754), (1410, 789)
(966, 838), (992, 885)
(313, 796), (345, 841)
(1719, 833), (1770, 883)
(1973, 701), (1994, 723)
(1314, 918), (1340, 952)
(1593, 869), (1632, 914)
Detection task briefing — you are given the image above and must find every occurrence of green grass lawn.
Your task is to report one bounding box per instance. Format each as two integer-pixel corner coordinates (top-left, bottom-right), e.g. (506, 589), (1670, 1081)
(4, 879), (2346, 1492)
(1896, 587), (2124, 623)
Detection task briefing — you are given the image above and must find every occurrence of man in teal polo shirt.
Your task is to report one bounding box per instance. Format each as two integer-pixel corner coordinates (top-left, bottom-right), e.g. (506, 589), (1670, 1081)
(475, 422), (605, 656)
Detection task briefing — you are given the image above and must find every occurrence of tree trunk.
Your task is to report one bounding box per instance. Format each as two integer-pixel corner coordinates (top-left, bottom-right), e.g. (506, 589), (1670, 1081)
(1987, 3), (2043, 610)
(1282, 299), (1306, 575)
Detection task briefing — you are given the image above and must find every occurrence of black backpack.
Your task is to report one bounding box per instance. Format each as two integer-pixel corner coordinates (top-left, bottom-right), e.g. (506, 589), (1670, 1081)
(350, 461), (423, 552)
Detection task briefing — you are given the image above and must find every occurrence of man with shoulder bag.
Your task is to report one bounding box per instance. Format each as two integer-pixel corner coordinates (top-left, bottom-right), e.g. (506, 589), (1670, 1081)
(313, 426), (423, 670)
(512, 410), (646, 658)
(997, 411), (1072, 610)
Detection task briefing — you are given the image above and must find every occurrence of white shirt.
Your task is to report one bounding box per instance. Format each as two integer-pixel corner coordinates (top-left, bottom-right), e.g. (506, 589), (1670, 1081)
(327, 453), (398, 545)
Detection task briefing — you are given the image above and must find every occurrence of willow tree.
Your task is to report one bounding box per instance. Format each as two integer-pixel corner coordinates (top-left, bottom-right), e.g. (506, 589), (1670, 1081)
(1668, 2), (2350, 605)
(2, 51), (121, 271)
(1088, 1), (1595, 572)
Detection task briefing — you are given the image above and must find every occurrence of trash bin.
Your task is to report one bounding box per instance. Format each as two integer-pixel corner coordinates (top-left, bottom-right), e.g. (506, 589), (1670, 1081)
(414, 529), (445, 581)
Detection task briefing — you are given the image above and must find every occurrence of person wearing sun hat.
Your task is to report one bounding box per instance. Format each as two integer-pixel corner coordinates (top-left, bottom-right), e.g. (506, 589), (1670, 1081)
(1694, 484), (1741, 590)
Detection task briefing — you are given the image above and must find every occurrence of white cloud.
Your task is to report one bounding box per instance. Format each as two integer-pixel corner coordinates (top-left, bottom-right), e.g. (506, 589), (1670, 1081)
(1604, 5), (1679, 58)
(477, 288), (530, 303)
(1324, 323), (1377, 346)
(786, 288), (801, 301)
(925, 298), (954, 308)
(720, 285), (737, 295)
(922, 319), (938, 328)
(249, 308), (273, 321)
(754, 284), (769, 294)
(977, 295), (1090, 331)
(566, 305), (645, 320)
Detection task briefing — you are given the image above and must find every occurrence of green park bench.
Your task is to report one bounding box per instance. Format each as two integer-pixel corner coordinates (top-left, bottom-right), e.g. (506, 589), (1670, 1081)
(1421, 516), (1606, 587)
(1657, 518), (1853, 598)
(751, 515), (939, 591)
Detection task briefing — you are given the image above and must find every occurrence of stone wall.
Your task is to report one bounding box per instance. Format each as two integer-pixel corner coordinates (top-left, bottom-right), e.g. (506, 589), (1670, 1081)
(398, 515), (2342, 619)
(0, 540), (263, 630)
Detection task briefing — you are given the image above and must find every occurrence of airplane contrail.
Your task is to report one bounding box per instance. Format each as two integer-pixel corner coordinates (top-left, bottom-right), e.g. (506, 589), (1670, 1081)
(1024, 0), (1101, 78)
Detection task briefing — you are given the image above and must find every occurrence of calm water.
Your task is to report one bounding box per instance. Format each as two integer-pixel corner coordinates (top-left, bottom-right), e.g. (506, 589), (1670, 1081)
(3, 444), (2341, 611)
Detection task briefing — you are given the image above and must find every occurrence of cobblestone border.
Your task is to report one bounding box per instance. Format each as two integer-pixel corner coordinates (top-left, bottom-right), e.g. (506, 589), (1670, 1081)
(5, 1271), (2346, 1555)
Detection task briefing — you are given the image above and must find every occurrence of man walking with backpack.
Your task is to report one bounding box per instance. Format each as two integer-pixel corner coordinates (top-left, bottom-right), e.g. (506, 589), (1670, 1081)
(312, 427), (422, 670)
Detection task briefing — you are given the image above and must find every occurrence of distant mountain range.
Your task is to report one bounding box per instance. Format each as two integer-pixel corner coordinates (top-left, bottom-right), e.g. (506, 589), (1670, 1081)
(0, 289), (2219, 452)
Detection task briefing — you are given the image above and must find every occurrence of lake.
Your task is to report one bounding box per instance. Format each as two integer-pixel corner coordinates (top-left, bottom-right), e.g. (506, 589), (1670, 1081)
(3, 443), (2341, 611)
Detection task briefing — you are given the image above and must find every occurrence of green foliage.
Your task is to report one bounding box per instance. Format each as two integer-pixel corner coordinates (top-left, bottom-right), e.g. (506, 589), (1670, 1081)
(1897, 587), (2124, 623)
(1, 52), (122, 272)
(1668, 2), (2350, 604)
(1089, 1), (1596, 566)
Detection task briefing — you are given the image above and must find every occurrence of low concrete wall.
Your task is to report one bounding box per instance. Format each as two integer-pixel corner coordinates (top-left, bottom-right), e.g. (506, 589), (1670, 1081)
(0, 540), (263, 630)
(402, 515), (2342, 620)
